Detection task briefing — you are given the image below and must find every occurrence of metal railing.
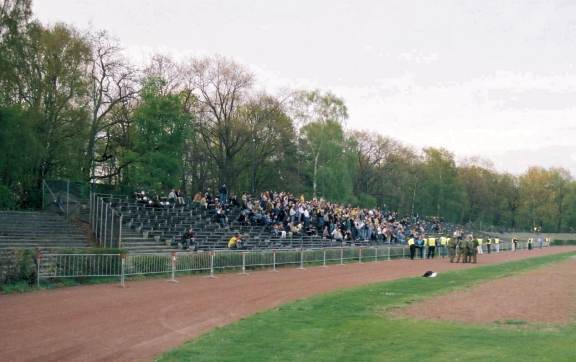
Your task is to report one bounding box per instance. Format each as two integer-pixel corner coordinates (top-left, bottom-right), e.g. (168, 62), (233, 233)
(36, 242), (547, 287)
(89, 193), (127, 249)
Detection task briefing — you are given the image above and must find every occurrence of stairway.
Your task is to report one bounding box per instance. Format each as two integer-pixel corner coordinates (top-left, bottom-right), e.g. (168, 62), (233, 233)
(0, 211), (90, 250)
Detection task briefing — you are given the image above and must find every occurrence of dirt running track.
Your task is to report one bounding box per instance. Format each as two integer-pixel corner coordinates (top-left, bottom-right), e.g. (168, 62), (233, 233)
(1, 247), (575, 362)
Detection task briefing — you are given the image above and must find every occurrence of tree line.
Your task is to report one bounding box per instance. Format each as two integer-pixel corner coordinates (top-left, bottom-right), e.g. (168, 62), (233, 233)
(1, 0), (575, 232)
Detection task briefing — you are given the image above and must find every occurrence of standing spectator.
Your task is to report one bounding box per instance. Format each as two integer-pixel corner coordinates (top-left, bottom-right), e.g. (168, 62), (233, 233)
(219, 184), (228, 204)
(426, 236), (436, 259)
(408, 236), (416, 260)
(448, 237), (457, 263)
(494, 237), (500, 253)
(416, 237), (425, 259)
(476, 238), (484, 254)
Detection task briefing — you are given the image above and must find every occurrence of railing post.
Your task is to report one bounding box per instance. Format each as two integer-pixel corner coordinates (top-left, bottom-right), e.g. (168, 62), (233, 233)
(340, 247), (344, 265)
(99, 198), (104, 246)
(110, 210), (115, 249)
(322, 249), (327, 267)
(209, 252), (216, 278)
(298, 248), (304, 269)
(118, 215), (123, 249)
(375, 247), (378, 261)
(170, 252), (177, 282)
(120, 254), (126, 288)
(272, 250), (278, 272)
(240, 252), (248, 275)
(104, 203), (109, 248)
(93, 194), (97, 231)
(36, 248), (41, 288)
(359, 247), (363, 264)
(388, 246), (391, 260)
(402, 246), (405, 259)
(66, 179), (70, 220)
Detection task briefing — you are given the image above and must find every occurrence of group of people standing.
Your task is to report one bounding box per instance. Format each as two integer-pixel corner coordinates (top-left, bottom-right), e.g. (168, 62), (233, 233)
(406, 232), (505, 264)
(451, 235), (503, 263)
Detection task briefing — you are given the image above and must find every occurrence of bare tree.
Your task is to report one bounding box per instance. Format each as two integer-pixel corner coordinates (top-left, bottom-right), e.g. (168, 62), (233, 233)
(185, 55), (254, 187)
(85, 30), (138, 181)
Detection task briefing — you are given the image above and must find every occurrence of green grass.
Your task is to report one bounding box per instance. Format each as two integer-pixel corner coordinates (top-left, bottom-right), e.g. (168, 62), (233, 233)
(159, 251), (576, 362)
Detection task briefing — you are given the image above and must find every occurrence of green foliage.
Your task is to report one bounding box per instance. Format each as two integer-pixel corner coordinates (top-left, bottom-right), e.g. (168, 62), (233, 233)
(159, 252), (576, 362)
(0, 249), (36, 285)
(0, 184), (16, 209)
(125, 78), (191, 192)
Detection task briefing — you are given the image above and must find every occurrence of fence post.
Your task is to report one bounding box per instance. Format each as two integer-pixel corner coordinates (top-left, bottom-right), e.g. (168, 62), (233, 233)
(272, 250), (278, 272)
(240, 252), (248, 275)
(388, 246), (391, 260)
(170, 252), (177, 283)
(322, 249), (327, 267)
(340, 247), (344, 265)
(298, 248), (305, 269)
(94, 195), (98, 235)
(118, 215), (123, 249)
(375, 247), (378, 261)
(120, 254), (126, 288)
(99, 198), (104, 246)
(36, 248), (41, 288)
(66, 179), (70, 220)
(209, 252), (216, 278)
(359, 247), (363, 264)
(104, 204), (109, 248)
(110, 211), (114, 249)
(402, 246), (405, 259)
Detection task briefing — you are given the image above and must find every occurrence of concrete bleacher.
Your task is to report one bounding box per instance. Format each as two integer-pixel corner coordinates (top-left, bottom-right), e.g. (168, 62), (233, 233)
(112, 200), (367, 254)
(0, 211), (90, 250)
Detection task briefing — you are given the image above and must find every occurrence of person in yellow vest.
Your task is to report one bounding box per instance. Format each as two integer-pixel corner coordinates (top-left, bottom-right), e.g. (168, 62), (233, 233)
(476, 238), (483, 254)
(494, 237), (500, 253)
(426, 236), (436, 259)
(486, 238), (492, 254)
(439, 235), (448, 258)
(407, 236), (416, 260)
(228, 233), (240, 249)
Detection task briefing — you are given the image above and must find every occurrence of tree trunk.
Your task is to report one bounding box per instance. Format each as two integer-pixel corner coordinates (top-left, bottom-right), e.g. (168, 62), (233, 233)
(313, 151), (320, 199)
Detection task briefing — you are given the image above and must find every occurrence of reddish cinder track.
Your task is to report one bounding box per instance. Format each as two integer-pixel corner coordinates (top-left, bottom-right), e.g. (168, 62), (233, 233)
(1, 247), (574, 362)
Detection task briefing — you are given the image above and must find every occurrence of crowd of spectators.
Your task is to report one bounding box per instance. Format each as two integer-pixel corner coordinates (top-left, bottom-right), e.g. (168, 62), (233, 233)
(232, 191), (448, 245)
(135, 189), (186, 208)
(134, 186), (455, 250)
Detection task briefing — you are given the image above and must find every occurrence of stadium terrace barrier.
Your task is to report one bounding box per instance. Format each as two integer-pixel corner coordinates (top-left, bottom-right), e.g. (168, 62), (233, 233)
(36, 241), (542, 287)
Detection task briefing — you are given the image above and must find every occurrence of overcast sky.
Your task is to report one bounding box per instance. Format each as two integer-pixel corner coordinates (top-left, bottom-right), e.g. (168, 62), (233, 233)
(33, 0), (576, 176)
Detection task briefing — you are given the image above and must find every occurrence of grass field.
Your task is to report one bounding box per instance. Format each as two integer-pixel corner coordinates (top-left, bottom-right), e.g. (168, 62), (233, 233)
(159, 252), (576, 362)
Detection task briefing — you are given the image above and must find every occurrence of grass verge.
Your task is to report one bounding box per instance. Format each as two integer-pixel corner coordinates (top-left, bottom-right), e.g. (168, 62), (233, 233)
(159, 251), (576, 362)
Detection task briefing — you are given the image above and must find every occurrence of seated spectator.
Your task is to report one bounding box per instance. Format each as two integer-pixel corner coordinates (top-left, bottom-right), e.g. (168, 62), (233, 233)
(182, 227), (196, 251)
(168, 189), (177, 206)
(176, 189), (185, 205)
(228, 233), (240, 249)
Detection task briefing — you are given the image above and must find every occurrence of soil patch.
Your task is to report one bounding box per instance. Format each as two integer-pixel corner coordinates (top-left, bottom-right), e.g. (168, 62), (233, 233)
(397, 257), (576, 326)
(0, 247), (574, 361)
